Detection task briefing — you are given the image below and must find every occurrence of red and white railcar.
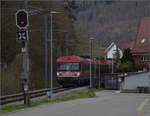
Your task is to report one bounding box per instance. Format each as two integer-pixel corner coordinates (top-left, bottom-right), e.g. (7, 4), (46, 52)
(56, 56), (117, 87)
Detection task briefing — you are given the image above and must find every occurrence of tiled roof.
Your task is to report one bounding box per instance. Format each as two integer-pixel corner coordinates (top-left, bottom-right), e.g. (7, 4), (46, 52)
(105, 42), (116, 52)
(105, 41), (134, 53)
(132, 17), (150, 54)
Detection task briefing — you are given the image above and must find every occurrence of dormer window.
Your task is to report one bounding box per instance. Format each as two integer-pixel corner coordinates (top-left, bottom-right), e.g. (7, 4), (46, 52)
(141, 37), (146, 44)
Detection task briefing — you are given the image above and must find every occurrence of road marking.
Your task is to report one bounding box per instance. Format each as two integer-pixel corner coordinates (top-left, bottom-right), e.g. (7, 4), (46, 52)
(138, 99), (150, 111)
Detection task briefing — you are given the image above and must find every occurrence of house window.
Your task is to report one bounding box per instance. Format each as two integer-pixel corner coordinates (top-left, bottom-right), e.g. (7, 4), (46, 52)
(141, 56), (149, 61)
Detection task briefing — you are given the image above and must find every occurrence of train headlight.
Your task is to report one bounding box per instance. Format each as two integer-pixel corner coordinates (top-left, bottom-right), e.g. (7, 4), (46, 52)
(77, 72), (80, 76)
(57, 72), (62, 76)
(74, 72), (80, 76)
(57, 72), (59, 76)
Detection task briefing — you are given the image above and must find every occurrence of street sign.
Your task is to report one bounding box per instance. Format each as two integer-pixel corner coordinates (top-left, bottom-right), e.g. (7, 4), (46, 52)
(16, 9), (29, 29)
(16, 30), (28, 41)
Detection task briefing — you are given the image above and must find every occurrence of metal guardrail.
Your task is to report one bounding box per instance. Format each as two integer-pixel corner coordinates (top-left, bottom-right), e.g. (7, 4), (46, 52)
(0, 87), (68, 105)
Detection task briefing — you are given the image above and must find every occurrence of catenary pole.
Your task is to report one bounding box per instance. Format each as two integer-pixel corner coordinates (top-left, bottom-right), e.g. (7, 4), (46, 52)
(99, 58), (101, 88)
(50, 12), (53, 99)
(49, 11), (61, 99)
(89, 37), (94, 88)
(112, 57), (114, 73)
(44, 16), (48, 89)
(90, 40), (92, 88)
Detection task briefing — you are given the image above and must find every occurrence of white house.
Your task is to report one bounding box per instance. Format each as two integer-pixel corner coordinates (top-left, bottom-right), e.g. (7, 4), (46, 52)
(105, 42), (123, 59)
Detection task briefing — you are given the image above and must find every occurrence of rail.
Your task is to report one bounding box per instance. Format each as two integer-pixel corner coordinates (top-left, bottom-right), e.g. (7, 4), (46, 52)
(0, 87), (70, 105)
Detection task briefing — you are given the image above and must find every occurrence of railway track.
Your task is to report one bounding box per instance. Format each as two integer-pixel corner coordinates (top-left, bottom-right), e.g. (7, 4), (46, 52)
(0, 87), (73, 105)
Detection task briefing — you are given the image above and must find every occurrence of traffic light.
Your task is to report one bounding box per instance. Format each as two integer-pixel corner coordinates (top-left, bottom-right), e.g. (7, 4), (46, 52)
(16, 9), (29, 29)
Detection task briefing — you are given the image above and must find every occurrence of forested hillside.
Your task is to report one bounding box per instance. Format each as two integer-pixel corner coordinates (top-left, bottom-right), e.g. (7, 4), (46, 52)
(74, 0), (150, 47)
(1, 1), (79, 95)
(1, 0), (150, 96)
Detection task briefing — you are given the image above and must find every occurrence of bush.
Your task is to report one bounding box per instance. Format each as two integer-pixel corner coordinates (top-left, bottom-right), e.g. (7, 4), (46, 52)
(119, 61), (134, 73)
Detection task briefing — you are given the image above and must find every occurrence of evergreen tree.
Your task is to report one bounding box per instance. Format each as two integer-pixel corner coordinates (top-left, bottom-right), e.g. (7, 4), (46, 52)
(119, 48), (135, 72)
(121, 48), (134, 63)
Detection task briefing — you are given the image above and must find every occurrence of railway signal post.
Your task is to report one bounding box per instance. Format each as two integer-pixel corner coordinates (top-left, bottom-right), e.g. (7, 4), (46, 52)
(16, 1), (30, 105)
(16, 9), (29, 29)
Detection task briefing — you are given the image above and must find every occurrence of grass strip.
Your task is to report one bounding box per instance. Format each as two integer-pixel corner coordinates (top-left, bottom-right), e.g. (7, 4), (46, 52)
(0, 90), (95, 114)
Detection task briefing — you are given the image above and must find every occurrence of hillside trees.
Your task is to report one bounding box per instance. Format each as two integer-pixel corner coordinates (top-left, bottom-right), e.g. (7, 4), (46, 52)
(74, 23), (105, 57)
(1, 0), (78, 95)
(62, 0), (78, 56)
(1, 1), (22, 64)
(1, 1), (24, 95)
(75, 1), (150, 47)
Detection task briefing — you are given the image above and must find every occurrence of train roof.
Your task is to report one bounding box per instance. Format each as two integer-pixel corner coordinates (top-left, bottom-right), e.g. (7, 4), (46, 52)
(56, 56), (89, 62)
(57, 56), (115, 65)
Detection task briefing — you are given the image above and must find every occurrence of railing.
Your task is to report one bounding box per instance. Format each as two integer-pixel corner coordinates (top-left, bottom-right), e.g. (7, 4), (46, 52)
(0, 87), (69, 105)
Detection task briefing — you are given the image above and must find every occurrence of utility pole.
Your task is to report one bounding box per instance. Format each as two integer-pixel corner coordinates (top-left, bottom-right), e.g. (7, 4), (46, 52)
(112, 56), (114, 74)
(65, 15), (69, 56)
(94, 58), (97, 88)
(66, 21), (69, 56)
(98, 41), (101, 88)
(50, 12), (53, 99)
(99, 58), (101, 88)
(64, 1), (71, 56)
(89, 37), (94, 88)
(148, 40), (150, 92)
(50, 11), (61, 99)
(44, 16), (48, 89)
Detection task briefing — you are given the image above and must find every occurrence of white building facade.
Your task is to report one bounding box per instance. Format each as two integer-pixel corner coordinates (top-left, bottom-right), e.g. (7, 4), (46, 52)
(105, 42), (123, 59)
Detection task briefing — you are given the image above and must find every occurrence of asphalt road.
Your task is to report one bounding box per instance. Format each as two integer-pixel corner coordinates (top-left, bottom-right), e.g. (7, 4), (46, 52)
(2, 90), (150, 116)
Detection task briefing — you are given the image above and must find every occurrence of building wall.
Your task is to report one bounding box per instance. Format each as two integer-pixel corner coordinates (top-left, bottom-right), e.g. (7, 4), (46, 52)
(132, 18), (150, 71)
(133, 55), (150, 71)
(124, 72), (150, 92)
(133, 56), (141, 70)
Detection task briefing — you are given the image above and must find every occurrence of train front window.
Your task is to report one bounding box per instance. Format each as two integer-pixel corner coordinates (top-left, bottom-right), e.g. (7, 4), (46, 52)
(57, 63), (80, 71)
